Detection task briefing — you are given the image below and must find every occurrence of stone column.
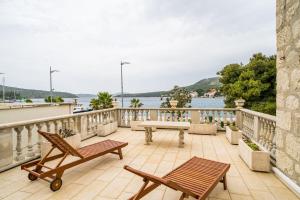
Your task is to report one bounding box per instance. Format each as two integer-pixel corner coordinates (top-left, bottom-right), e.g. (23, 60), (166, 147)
(235, 98), (245, 130)
(276, 0), (300, 186)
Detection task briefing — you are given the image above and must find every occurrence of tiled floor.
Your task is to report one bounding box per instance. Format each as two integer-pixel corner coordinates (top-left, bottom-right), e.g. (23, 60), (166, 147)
(0, 128), (299, 200)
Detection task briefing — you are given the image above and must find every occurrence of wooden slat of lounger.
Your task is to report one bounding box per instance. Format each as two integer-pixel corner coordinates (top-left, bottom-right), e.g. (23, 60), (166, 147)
(78, 139), (127, 158)
(163, 157), (230, 199)
(38, 131), (83, 158)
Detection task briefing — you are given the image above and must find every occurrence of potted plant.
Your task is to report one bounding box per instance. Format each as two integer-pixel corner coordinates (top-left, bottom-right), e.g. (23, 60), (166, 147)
(97, 119), (118, 136)
(238, 137), (270, 172)
(225, 122), (242, 144)
(129, 98), (146, 131)
(189, 115), (217, 135)
(41, 129), (81, 157)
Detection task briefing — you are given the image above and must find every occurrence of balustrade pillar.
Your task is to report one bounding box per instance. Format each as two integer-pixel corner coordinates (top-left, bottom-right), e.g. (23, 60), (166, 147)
(253, 116), (259, 141)
(25, 125), (35, 157)
(14, 126), (25, 161)
(36, 123), (43, 154)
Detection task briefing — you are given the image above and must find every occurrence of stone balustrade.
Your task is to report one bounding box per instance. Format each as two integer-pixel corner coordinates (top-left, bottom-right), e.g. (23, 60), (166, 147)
(0, 106), (278, 172)
(240, 109), (276, 162)
(0, 108), (117, 172)
(118, 108), (237, 129)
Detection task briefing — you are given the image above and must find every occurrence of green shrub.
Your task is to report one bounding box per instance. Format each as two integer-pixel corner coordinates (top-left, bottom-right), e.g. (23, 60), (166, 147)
(243, 138), (260, 151)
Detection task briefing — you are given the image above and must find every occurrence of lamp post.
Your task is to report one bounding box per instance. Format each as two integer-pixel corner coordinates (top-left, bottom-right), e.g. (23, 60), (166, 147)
(120, 61), (130, 107)
(0, 73), (5, 103)
(50, 66), (59, 103)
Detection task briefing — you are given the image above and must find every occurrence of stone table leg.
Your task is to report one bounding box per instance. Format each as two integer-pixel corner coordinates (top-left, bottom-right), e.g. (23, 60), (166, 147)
(178, 129), (185, 148)
(144, 128), (150, 145)
(149, 128), (153, 142)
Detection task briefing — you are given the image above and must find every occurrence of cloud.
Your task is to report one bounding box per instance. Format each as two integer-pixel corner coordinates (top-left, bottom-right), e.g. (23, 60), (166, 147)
(0, 0), (276, 94)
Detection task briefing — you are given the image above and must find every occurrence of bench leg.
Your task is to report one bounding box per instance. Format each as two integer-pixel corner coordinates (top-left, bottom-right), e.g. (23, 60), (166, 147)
(118, 148), (123, 160)
(179, 193), (187, 200)
(178, 129), (184, 148)
(144, 128), (150, 145)
(223, 175), (227, 190)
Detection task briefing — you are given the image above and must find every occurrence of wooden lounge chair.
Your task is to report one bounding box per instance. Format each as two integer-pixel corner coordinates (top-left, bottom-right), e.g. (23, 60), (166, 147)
(21, 130), (128, 191)
(124, 156), (230, 200)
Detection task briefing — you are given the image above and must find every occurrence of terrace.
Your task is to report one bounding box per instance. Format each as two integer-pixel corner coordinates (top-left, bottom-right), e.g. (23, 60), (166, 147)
(0, 106), (299, 200)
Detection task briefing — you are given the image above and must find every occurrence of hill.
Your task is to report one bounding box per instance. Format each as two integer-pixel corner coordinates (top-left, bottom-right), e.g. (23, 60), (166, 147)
(118, 77), (221, 97)
(76, 94), (96, 98)
(0, 85), (78, 99)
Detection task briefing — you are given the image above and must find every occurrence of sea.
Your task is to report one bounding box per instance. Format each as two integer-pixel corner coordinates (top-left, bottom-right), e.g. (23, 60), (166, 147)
(32, 97), (225, 109)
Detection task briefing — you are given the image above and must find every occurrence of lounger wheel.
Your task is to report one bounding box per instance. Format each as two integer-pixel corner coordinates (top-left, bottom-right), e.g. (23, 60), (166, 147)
(50, 178), (62, 191)
(28, 172), (38, 181)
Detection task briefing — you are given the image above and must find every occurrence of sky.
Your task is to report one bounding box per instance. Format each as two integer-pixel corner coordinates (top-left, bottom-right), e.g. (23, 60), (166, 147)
(0, 0), (276, 94)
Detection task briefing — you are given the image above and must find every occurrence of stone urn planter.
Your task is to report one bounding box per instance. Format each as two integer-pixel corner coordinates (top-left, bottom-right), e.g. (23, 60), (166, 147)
(188, 123), (217, 135)
(41, 134), (81, 157)
(238, 138), (270, 172)
(97, 121), (118, 137)
(225, 126), (242, 144)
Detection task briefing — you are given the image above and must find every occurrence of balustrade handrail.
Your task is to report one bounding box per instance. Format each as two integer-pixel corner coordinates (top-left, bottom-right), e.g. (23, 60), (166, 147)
(118, 107), (238, 111)
(240, 108), (276, 121)
(0, 107), (118, 130)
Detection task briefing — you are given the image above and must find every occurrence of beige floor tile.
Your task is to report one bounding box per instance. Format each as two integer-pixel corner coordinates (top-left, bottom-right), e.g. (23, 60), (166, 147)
(100, 177), (131, 199)
(71, 180), (109, 200)
(73, 169), (105, 185)
(241, 174), (269, 191)
(269, 187), (299, 200)
(162, 188), (182, 200)
(117, 192), (134, 200)
(47, 183), (84, 200)
(250, 190), (276, 200)
(2, 191), (32, 200)
(227, 177), (250, 195)
(0, 130), (298, 200)
(209, 184), (231, 199)
(97, 167), (122, 182)
(230, 194), (254, 200)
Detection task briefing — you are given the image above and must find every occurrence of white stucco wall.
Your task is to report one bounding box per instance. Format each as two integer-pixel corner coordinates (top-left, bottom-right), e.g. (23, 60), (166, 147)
(0, 103), (74, 124)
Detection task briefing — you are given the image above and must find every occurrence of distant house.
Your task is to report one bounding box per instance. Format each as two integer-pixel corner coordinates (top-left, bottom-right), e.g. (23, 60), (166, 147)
(203, 88), (217, 98)
(190, 91), (198, 98)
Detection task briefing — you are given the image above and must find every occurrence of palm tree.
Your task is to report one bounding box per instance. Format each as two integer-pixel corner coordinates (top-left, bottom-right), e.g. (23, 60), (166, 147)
(130, 98), (143, 120)
(89, 92), (113, 110)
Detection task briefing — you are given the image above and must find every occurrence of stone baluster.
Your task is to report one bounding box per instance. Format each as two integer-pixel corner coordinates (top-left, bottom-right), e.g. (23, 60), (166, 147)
(268, 123), (275, 152)
(258, 119), (265, 144)
(36, 123), (43, 154)
(46, 121), (51, 132)
(14, 126), (25, 161)
(25, 125), (35, 157)
(270, 122), (276, 157)
(217, 111), (221, 126)
(263, 122), (269, 148)
(54, 120), (60, 133)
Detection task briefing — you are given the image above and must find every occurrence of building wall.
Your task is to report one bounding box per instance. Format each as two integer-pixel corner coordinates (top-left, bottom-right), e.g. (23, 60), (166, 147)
(276, 0), (300, 185)
(0, 103), (74, 124)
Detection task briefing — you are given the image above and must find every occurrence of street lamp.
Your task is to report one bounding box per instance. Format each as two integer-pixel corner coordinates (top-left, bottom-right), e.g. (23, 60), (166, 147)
(120, 61), (130, 107)
(50, 66), (59, 103)
(0, 73), (5, 103)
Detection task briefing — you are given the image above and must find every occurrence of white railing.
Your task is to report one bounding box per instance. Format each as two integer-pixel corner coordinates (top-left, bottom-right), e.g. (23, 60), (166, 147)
(240, 109), (276, 162)
(118, 108), (237, 129)
(0, 108), (117, 172)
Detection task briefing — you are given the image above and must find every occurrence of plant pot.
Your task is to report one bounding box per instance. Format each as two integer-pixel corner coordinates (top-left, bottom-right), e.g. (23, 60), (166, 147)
(41, 134), (81, 157)
(188, 123), (217, 135)
(97, 121), (118, 137)
(225, 126), (242, 144)
(130, 121), (157, 131)
(238, 139), (270, 172)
